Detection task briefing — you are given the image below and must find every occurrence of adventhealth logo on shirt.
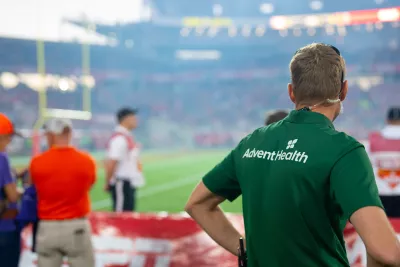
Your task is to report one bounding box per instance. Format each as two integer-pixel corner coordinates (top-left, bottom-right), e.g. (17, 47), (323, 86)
(242, 138), (309, 163)
(286, 139), (297, 149)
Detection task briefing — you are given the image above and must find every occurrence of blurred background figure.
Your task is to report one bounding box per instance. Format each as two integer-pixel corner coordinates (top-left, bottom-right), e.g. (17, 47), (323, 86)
(366, 107), (400, 217)
(0, 113), (22, 267)
(105, 108), (144, 212)
(265, 110), (289, 126)
(29, 119), (96, 267)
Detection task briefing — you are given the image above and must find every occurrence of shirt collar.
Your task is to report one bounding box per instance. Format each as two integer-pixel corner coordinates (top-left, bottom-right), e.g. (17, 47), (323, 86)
(115, 125), (131, 135)
(284, 110), (335, 129)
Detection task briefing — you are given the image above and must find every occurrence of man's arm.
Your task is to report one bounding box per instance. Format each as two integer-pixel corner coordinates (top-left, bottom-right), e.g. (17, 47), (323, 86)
(330, 146), (400, 266)
(352, 207), (400, 267)
(3, 183), (20, 203)
(185, 182), (243, 256)
(105, 136), (126, 189)
(185, 149), (243, 255)
(104, 160), (118, 186)
(1, 156), (20, 203)
(87, 155), (97, 187)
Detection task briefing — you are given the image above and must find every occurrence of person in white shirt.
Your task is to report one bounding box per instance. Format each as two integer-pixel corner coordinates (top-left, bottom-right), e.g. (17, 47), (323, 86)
(365, 106), (400, 217)
(105, 108), (145, 212)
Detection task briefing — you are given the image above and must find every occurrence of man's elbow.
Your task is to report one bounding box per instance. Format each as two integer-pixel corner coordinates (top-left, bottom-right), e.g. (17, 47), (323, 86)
(371, 247), (400, 266)
(184, 202), (206, 217)
(185, 202), (218, 218)
(184, 202), (196, 216)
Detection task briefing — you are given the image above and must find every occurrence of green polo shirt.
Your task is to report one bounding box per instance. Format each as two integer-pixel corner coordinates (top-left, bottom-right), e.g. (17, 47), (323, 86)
(202, 110), (383, 267)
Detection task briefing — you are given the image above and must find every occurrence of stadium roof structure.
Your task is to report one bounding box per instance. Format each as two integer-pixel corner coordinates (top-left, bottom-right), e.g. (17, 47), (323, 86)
(66, 19), (148, 39)
(65, 4), (400, 50)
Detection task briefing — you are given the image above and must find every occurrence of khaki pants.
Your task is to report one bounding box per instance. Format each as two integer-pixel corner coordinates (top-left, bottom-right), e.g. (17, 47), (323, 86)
(36, 218), (94, 267)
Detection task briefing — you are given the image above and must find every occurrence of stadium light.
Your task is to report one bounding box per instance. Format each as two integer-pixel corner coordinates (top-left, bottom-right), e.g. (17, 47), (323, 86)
(58, 79), (70, 92)
(366, 23), (374, 32)
(358, 78), (372, 92)
(180, 27), (190, 37)
(270, 16), (288, 30)
(213, 4), (223, 16)
(304, 16), (320, 28)
(242, 25), (251, 37)
(0, 72), (19, 89)
(260, 3), (274, 14)
(279, 29), (288, 37)
(195, 27), (205, 36)
(337, 26), (347, 36)
(23, 74), (45, 91)
(375, 22), (383, 30)
(81, 75), (95, 89)
(307, 28), (316, 36)
(208, 27), (218, 37)
(325, 25), (335, 35)
(377, 8), (400, 22)
(255, 26), (266, 36)
(293, 28), (302, 37)
(310, 0), (323, 11)
(228, 27), (237, 37)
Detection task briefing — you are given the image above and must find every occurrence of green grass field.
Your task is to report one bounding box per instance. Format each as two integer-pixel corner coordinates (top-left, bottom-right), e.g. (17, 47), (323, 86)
(11, 150), (243, 214)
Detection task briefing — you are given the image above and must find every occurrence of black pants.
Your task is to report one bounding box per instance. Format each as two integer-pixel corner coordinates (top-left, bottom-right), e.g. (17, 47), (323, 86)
(110, 180), (136, 212)
(380, 195), (400, 218)
(0, 230), (20, 267)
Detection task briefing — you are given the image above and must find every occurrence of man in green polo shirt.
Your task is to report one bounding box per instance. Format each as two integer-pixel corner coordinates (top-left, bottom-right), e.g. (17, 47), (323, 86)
(185, 43), (400, 267)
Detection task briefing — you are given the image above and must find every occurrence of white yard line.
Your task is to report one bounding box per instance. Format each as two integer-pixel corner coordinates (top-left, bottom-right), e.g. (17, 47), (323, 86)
(91, 173), (203, 210)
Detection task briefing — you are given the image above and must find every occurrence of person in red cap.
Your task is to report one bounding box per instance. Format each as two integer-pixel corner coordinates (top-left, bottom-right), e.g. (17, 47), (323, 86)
(0, 113), (23, 267)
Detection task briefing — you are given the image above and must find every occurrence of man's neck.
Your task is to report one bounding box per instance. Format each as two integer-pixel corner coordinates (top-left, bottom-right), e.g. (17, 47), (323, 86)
(118, 124), (131, 132)
(296, 105), (337, 122)
(52, 141), (71, 147)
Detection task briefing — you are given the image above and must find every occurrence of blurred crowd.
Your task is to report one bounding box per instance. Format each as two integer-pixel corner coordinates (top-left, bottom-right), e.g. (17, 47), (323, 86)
(1, 74), (399, 154)
(0, 21), (399, 153)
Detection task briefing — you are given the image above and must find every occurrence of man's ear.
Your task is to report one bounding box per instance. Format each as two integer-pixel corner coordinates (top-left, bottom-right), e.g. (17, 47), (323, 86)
(340, 80), (348, 101)
(288, 83), (296, 104)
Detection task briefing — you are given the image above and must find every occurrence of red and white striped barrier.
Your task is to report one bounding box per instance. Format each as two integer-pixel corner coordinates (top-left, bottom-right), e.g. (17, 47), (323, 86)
(20, 212), (395, 267)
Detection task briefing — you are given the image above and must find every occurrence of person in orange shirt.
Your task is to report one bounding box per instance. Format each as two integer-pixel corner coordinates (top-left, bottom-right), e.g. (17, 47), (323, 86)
(30, 118), (96, 267)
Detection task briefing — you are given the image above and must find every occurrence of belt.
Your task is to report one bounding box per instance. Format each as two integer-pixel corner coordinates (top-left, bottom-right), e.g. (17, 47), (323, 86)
(115, 177), (132, 181)
(41, 216), (87, 222)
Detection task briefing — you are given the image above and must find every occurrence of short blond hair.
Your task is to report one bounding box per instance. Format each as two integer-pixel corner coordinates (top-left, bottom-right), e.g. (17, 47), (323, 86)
(289, 43), (346, 106)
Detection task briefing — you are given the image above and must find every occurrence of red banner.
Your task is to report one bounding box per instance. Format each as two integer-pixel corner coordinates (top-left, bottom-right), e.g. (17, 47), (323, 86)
(19, 212), (400, 267)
